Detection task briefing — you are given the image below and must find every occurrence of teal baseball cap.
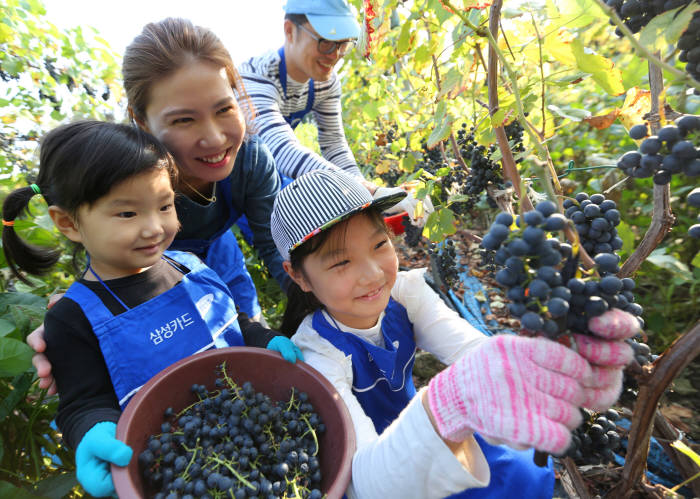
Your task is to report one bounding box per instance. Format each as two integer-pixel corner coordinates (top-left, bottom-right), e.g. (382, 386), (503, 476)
(284, 0), (361, 41)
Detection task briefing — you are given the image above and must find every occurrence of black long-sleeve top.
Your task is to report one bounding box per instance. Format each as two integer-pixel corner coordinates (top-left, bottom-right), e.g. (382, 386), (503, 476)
(44, 258), (277, 449)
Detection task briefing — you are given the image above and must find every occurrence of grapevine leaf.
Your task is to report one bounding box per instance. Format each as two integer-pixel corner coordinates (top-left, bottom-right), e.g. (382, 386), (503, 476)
(543, 33), (577, 67)
(570, 39), (625, 96)
(490, 108), (506, 128)
(645, 248), (691, 280)
(396, 20), (414, 56)
(546, 0), (606, 29)
(427, 101), (453, 148)
(639, 5), (699, 51)
(669, 440), (700, 468)
(0, 319), (16, 338)
(583, 109), (621, 129)
(0, 481), (49, 499)
(400, 153), (418, 173)
(691, 250), (700, 268)
(0, 372), (33, 422)
(0, 337), (34, 377)
(621, 55), (648, 91)
(615, 220), (635, 256)
(618, 87), (652, 131)
(33, 472), (79, 499)
(424, 208), (457, 242)
(548, 104), (591, 121)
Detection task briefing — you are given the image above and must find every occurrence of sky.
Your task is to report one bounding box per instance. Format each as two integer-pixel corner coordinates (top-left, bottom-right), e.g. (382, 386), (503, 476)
(42, 0), (288, 63)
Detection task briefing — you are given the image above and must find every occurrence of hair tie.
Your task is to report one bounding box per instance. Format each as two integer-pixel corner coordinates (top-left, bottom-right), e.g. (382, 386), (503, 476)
(2, 220), (15, 227)
(30, 184), (41, 195)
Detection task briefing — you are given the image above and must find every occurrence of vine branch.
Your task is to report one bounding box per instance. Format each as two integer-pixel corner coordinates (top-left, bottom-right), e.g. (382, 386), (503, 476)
(619, 60), (675, 278)
(613, 320), (700, 495)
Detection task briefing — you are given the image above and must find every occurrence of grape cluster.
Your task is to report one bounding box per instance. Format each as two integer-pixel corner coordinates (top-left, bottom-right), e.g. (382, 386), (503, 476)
(138, 364), (325, 499)
(618, 116), (700, 183)
(428, 240), (460, 290)
(563, 192), (624, 257)
(566, 408), (623, 465)
(606, 0), (691, 36)
(688, 187), (700, 238)
(453, 124), (505, 214)
(402, 216), (423, 247)
(678, 11), (700, 87)
(504, 120), (525, 163)
(481, 200), (644, 338)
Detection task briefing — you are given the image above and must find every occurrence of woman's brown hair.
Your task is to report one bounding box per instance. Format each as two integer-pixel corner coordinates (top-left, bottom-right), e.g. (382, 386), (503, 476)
(122, 17), (255, 131)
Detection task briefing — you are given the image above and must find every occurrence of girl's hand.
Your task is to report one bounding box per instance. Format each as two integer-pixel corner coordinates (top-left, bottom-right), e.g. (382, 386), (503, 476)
(576, 308), (640, 411)
(266, 336), (304, 363)
(26, 292), (64, 395)
(426, 334), (592, 455)
(76, 421), (132, 497)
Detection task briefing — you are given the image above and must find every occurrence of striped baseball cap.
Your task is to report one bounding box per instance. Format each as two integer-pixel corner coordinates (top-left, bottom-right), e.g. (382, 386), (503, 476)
(271, 170), (406, 260)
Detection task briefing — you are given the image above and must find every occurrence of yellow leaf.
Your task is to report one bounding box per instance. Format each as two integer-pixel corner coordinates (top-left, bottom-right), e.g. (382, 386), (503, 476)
(543, 31), (576, 67)
(375, 160), (392, 175)
(618, 87), (652, 132)
(670, 440), (700, 468)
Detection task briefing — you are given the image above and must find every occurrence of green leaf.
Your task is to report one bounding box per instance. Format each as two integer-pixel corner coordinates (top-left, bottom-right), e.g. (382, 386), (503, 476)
(0, 372), (33, 421)
(691, 250), (700, 268)
(0, 337), (33, 377)
(427, 101), (453, 148)
(639, 5), (699, 51)
(621, 54), (648, 90)
(547, 104), (591, 121)
(615, 220), (635, 255)
(397, 19), (413, 55)
(546, 0), (606, 29)
(645, 248), (691, 280)
(423, 207), (457, 242)
(33, 472), (78, 499)
(490, 108), (506, 128)
(570, 38), (625, 96)
(0, 481), (49, 499)
(362, 101), (380, 120)
(400, 153), (417, 172)
(0, 318), (16, 338)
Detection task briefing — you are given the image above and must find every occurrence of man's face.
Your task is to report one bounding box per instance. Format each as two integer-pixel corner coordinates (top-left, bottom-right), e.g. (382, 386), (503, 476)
(284, 20), (353, 82)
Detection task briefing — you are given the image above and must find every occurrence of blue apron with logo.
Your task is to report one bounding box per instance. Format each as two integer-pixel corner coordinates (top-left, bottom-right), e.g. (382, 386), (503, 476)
(64, 250), (244, 409)
(313, 299), (554, 498)
(169, 176), (262, 319)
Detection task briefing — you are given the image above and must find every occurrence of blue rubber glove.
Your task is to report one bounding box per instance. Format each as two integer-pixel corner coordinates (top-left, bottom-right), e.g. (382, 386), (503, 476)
(266, 336), (304, 363)
(76, 421), (132, 497)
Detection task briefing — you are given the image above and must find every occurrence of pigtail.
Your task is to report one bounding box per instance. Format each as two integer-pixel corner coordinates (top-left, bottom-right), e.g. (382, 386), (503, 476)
(2, 185), (61, 284)
(280, 281), (323, 338)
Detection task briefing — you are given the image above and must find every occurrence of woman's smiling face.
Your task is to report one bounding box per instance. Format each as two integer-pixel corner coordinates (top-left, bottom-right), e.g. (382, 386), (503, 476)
(142, 60), (246, 190)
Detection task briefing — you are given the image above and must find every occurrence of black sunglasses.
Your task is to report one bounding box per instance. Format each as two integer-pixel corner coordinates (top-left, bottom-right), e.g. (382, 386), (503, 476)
(295, 23), (357, 55)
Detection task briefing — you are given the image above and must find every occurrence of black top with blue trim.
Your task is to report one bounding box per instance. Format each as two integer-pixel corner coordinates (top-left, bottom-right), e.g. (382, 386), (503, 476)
(44, 258), (277, 449)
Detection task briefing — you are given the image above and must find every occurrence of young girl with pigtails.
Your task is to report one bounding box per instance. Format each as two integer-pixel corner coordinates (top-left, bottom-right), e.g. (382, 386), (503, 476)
(270, 169), (641, 499)
(1, 120), (301, 498)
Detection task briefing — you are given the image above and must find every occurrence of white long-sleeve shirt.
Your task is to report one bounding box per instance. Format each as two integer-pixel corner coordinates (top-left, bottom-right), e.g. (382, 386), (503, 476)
(239, 50), (362, 179)
(291, 268), (491, 499)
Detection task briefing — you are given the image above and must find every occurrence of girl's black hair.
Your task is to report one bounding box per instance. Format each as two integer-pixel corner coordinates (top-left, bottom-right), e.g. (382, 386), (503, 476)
(279, 208), (390, 337)
(2, 120), (177, 284)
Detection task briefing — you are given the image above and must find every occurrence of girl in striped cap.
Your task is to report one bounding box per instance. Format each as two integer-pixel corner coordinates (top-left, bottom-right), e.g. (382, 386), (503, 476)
(271, 169), (641, 499)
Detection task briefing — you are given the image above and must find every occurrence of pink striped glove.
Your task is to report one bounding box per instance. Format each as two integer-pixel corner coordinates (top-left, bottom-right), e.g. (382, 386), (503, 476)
(427, 334), (592, 454)
(575, 308), (640, 411)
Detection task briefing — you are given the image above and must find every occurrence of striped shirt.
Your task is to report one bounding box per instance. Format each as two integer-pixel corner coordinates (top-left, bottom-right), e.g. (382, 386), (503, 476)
(239, 49), (362, 179)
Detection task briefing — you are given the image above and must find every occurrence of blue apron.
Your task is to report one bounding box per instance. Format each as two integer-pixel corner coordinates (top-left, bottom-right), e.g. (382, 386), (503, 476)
(313, 300), (555, 498)
(64, 250), (244, 409)
(169, 177), (262, 319)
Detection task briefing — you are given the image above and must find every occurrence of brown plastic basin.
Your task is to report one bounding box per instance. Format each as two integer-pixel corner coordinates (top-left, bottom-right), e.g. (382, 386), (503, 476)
(112, 347), (355, 498)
